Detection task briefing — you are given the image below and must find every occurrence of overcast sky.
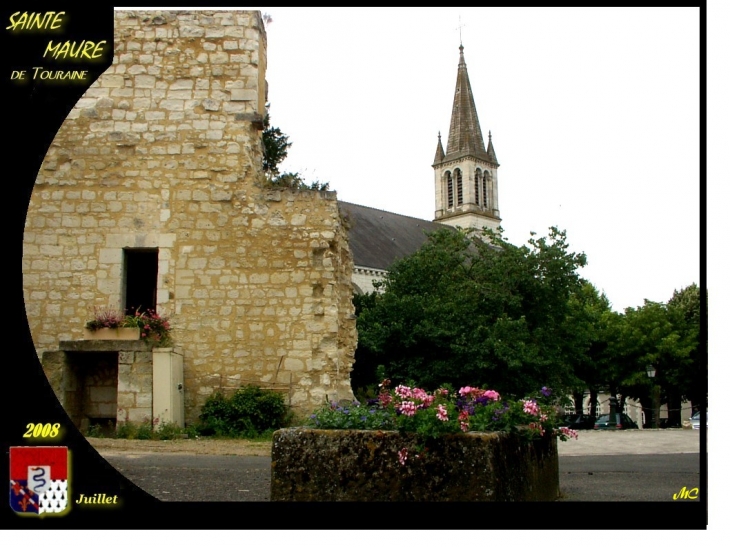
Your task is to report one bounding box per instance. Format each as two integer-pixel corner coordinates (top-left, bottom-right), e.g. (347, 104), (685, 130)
(245, 6), (702, 314)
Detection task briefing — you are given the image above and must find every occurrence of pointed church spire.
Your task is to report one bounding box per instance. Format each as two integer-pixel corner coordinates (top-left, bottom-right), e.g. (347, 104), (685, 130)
(486, 130), (498, 165)
(433, 131), (445, 164)
(444, 45), (490, 164)
(433, 42), (501, 232)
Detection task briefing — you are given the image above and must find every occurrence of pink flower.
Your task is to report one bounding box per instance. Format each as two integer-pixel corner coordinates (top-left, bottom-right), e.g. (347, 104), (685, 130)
(558, 426), (579, 440)
(436, 404), (448, 422)
(540, 413), (548, 422)
(398, 401), (417, 417)
(412, 387), (428, 400)
(458, 409), (470, 432)
(398, 448), (408, 466)
(395, 385), (412, 398)
(523, 399), (539, 416)
(484, 390), (500, 401)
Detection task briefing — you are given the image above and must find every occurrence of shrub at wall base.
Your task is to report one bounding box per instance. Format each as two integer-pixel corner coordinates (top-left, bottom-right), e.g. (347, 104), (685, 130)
(270, 428), (559, 501)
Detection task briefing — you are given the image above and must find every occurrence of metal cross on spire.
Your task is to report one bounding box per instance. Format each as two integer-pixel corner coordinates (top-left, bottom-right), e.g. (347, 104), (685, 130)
(456, 16), (466, 46)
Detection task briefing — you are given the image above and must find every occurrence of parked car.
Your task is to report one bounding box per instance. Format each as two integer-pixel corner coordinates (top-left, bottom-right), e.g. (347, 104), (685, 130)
(689, 411), (706, 429)
(593, 413), (639, 430)
(562, 414), (596, 430)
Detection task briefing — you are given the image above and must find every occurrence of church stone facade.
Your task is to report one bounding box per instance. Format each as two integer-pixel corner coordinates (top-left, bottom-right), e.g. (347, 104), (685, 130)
(22, 11), (357, 427)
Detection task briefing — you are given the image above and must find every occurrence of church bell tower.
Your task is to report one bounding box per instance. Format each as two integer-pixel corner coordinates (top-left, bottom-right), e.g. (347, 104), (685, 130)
(433, 45), (501, 231)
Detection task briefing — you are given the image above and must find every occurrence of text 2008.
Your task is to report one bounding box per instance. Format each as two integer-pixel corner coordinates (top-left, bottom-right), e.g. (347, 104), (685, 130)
(23, 423), (61, 438)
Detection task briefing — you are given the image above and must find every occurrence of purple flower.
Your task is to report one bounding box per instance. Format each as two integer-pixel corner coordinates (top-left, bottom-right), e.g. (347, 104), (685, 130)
(540, 386), (552, 397)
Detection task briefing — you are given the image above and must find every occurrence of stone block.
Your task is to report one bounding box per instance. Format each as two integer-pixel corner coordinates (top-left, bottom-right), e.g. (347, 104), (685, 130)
(271, 429), (560, 502)
(127, 408), (151, 423)
(89, 386), (117, 403)
(230, 88), (257, 102)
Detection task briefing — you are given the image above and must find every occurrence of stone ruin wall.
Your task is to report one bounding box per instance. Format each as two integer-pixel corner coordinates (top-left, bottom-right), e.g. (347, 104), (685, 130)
(22, 10), (357, 424)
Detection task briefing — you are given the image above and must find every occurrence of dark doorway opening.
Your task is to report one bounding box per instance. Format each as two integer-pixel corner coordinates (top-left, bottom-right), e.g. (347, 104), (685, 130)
(65, 351), (119, 434)
(124, 248), (158, 315)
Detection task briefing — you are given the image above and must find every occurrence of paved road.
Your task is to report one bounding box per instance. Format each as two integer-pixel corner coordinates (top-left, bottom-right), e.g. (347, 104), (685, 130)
(106, 453), (272, 502)
(557, 428), (702, 457)
(97, 429), (704, 502)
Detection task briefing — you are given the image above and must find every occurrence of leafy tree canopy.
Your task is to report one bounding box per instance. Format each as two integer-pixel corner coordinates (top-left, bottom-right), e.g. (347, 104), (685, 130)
(355, 227), (587, 398)
(261, 105), (330, 191)
(600, 284), (702, 414)
(262, 110), (291, 176)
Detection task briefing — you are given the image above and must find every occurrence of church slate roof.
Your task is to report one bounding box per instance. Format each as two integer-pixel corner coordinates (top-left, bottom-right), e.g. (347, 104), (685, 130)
(339, 201), (454, 271)
(441, 45), (496, 165)
(433, 132), (445, 165)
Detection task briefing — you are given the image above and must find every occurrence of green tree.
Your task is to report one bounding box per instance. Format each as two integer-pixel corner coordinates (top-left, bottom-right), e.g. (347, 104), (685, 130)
(616, 292), (700, 427)
(262, 109), (291, 176)
(666, 283), (704, 413)
(354, 226), (587, 398)
(563, 280), (618, 416)
(260, 106), (331, 191)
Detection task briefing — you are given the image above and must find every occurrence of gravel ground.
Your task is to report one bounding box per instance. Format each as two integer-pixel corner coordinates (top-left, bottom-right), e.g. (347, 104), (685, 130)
(87, 437), (273, 457)
(88, 438), (274, 501)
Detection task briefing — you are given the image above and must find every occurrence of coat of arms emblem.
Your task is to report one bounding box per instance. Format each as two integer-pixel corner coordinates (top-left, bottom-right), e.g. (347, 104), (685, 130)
(9, 446), (69, 516)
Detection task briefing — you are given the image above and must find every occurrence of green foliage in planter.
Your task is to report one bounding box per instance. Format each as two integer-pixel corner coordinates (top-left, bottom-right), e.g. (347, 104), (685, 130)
(198, 385), (291, 438)
(123, 308), (173, 347)
(309, 399), (394, 430)
(85, 306), (126, 330)
(85, 306), (173, 346)
(306, 382), (578, 446)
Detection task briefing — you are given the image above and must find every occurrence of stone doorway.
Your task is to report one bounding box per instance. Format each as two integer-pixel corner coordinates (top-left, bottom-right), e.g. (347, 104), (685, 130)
(42, 340), (184, 432)
(63, 351), (118, 434)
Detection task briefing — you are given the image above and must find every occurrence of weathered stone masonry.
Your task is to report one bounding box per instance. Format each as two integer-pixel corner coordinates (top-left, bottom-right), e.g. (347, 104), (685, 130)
(22, 10), (357, 425)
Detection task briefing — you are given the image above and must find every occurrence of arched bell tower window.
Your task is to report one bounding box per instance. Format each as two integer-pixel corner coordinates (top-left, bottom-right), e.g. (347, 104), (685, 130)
(446, 171), (454, 209)
(483, 171), (491, 209)
(474, 169), (482, 206)
(455, 168), (463, 206)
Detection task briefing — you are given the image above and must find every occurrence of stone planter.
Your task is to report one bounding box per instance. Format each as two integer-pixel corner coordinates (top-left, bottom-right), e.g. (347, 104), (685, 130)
(83, 327), (140, 341)
(270, 428), (560, 502)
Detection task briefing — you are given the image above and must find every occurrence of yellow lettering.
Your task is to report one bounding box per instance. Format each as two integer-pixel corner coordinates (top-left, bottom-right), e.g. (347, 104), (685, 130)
(57, 41), (70, 58)
(6, 12), (18, 30)
(91, 40), (107, 59)
(673, 486), (699, 500)
(32, 67), (89, 80)
(6, 11), (65, 31)
(50, 11), (65, 30)
(6, 12), (25, 30)
(43, 40), (61, 58)
(42, 40), (107, 60)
